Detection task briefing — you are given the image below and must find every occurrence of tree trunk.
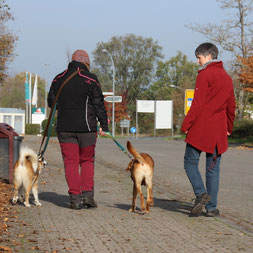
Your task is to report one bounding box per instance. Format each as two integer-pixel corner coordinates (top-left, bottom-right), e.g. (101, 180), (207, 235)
(237, 88), (245, 120)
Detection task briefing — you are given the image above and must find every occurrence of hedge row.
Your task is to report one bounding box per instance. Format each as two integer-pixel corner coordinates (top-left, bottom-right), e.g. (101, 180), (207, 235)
(25, 118), (57, 136)
(230, 119), (253, 139)
(25, 124), (40, 135)
(41, 118), (57, 137)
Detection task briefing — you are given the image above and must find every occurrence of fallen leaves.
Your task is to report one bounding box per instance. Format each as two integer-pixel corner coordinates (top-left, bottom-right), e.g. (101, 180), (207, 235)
(235, 145), (253, 150)
(31, 246), (40, 250)
(0, 180), (13, 235)
(0, 245), (12, 252)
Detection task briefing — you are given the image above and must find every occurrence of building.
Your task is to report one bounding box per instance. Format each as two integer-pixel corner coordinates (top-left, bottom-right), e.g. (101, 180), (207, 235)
(0, 108), (25, 135)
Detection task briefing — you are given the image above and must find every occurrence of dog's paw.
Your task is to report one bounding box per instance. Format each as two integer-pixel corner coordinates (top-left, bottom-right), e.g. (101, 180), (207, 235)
(145, 210), (150, 214)
(12, 197), (18, 205)
(128, 208), (135, 212)
(19, 195), (25, 203)
(23, 202), (31, 208)
(34, 201), (42, 206)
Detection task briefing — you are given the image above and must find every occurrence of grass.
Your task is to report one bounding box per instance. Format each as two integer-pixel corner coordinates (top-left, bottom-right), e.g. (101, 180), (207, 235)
(228, 136), (253, 146)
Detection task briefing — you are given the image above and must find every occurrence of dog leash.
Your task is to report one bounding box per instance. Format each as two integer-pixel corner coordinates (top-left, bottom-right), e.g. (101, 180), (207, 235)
(99, 128), (132, 159)
(38, 69), (84, 159)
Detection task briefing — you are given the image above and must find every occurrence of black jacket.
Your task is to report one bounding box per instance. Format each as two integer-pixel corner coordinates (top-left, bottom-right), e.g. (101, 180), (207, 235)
(48, 61), (109, 132)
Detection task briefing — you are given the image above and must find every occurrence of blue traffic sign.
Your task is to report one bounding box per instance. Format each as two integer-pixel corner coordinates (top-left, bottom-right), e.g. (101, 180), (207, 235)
(130, 127), (136, 134)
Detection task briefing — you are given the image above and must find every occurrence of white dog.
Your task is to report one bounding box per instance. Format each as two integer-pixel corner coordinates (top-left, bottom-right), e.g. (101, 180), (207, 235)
(12, 146), (46, 207)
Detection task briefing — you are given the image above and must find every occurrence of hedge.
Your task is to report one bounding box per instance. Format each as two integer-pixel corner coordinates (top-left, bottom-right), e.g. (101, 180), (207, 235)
(41, 118), (57, 137)
(25, 124), (41, 135)
(230, 119), (253, 139)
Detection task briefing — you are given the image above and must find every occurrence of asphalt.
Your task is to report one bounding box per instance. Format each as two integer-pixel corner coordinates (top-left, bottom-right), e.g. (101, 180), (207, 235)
(2, 135), (253, 253)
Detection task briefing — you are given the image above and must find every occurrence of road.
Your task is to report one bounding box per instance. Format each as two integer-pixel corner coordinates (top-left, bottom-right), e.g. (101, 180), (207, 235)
(2, 135), (253, 252)
(96, 137), (253, 234)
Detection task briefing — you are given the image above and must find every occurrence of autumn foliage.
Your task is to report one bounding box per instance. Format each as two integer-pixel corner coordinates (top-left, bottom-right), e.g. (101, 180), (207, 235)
(0, 0), (17, 85)
(238, 56), (253, 93)
(104, 92), (130, 123)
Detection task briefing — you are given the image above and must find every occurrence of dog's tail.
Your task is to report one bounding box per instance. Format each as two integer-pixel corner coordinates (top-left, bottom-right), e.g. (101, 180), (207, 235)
(127, 141), (145, 164)
(19, 146), (39, 173)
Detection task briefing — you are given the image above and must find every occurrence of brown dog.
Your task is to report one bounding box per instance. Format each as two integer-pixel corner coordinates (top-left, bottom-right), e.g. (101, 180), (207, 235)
(12, 146), (46, 207)
(126, 141), (154, 213)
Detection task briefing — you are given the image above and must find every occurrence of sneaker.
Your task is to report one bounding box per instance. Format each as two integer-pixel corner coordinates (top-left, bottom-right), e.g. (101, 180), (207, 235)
(190, 193), (210, 215)
(206, 209), (220, 217)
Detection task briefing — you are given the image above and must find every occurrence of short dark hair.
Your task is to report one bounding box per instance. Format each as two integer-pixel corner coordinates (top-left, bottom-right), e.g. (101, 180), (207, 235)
(195, 43), (219, 59)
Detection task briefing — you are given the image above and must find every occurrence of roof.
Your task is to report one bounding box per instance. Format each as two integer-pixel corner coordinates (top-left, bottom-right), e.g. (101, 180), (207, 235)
(0, 108), (25, 114)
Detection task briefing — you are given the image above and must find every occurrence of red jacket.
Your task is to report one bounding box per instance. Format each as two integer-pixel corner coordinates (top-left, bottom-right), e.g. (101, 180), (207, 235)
(181, 61), (235, 154)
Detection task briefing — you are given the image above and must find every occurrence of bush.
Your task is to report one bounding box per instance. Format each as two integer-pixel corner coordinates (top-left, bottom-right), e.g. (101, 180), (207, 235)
(41, 118), (57, 137)
(230, 119), (253, 139)
(25, 124), (41, 135)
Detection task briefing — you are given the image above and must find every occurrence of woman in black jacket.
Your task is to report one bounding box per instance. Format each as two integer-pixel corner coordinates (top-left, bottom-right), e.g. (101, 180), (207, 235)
(48, 49), (109, 209)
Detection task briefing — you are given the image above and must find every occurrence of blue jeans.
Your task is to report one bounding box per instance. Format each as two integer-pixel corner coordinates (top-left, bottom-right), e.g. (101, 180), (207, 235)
(184, 143), (221, 211)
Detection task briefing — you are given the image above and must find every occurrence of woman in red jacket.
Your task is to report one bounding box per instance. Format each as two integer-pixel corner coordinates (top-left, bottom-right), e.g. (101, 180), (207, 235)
(181, 43), (235, 217)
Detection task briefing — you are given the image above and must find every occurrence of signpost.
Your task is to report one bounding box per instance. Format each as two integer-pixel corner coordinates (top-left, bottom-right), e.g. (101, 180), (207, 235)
(130, 127), (136, 138)
(32, 107), (46, 125)
(120, 119), (130, 127)
(104, 96), (122, 103)
(103, 92), (113, 96)
(184, 89), (194, 115)
(120, 119), (130, 136)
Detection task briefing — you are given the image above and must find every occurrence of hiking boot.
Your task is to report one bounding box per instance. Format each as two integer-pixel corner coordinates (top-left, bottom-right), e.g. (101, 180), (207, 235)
(69, 194), (82, 210)
(190, 192), (210, 215)
(83, 197), (97, 208)
(82, 190), (97, 208)
(70, 202), (82, 210)
(206, 209), (220, 217)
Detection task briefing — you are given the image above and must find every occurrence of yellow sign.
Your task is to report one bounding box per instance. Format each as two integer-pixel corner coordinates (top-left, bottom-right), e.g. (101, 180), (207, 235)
(184, 89), (195, 115)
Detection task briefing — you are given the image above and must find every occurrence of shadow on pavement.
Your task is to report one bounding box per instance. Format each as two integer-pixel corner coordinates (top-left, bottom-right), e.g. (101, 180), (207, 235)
(39, 192), (69, 208)
(153, 198), (192, 215)
(111, 198), (192, 216)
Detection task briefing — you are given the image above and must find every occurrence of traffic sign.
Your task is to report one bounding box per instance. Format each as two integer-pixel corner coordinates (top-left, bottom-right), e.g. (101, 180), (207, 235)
(103, 92), (113, 96)
(120, 119), (130, 127)
(184, 89), (194, 115)
(130, 127), (136, 134)
(104, 96), (122, 103)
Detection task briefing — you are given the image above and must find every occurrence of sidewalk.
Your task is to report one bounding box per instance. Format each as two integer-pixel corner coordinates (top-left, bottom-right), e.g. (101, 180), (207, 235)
(2, 135), (253, 252)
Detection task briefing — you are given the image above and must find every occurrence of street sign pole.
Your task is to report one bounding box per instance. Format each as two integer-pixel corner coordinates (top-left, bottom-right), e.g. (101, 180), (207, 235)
(102, 49), (115, 136)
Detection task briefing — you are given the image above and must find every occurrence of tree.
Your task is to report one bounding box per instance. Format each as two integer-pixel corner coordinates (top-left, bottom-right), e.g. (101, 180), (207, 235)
(104, 92), (130, 132)
(0, 72), (46, 109)
(0, 0), (17, 85)
(142, 51), (198, 131)
(187, 0), (253, 119)
(92, 34), (163, 121)
(239, 55), (253, 90)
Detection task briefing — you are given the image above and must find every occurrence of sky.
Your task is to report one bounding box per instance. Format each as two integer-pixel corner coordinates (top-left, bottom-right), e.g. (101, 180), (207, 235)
(7, 0), (228, 88)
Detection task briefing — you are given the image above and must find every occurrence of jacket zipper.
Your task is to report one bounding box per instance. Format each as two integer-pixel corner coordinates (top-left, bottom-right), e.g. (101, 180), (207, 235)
(86, 96), (91, 131)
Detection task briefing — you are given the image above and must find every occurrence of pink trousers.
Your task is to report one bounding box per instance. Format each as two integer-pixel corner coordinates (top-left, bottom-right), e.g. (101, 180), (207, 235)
(60, 142), (96, 195)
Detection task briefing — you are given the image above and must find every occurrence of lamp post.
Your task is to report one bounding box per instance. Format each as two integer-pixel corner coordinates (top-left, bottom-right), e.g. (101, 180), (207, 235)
(102, 49), (115, 137)
(169, 84), (184, 92)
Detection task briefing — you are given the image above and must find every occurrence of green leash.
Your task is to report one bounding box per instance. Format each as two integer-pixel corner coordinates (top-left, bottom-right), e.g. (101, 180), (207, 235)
(38, 69), (84, 159)
(38, 104), (56, 158)
(102, 130), (132, 159)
